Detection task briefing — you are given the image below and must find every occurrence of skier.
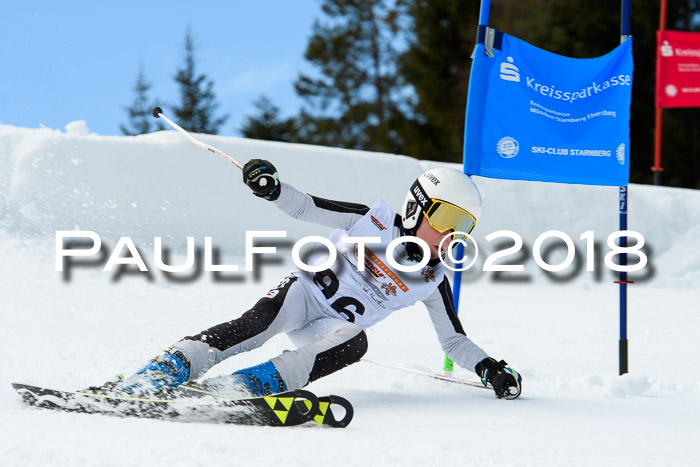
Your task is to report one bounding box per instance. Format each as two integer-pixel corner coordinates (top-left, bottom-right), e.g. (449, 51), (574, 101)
(113, 160), (522, 400)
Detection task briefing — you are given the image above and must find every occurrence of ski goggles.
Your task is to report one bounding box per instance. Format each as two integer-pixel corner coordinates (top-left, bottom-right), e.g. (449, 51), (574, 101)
(424, 200), (477, 240)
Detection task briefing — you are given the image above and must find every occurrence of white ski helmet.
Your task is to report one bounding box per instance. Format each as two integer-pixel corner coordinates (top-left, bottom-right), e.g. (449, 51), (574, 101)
(401, 168), (482, 239)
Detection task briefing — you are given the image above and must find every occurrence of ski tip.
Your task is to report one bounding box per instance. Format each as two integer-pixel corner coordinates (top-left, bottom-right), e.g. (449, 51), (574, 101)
(152, 107), (163, 118)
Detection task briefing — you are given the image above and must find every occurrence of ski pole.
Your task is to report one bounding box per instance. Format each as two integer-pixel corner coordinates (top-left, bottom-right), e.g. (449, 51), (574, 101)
(152, 107), (244, 169)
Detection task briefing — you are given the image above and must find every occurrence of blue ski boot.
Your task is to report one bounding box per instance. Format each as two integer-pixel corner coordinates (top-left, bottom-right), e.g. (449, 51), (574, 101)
(201, 361), (287, 397)
(115, 349), (191, 396)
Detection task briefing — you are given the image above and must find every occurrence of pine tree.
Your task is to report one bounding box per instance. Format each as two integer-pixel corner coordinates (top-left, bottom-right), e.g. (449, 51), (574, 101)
(294, 0), (408, 153)
(240, 96), (299, 142)
(397, 0), (480, 162)
(120, 62), (164, 135)
(397, 0), (545, 163)
(172, 29), (228, 134)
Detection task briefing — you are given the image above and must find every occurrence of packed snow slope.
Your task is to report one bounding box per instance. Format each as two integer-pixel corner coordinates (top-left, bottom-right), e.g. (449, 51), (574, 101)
(1, 123), (698, 466)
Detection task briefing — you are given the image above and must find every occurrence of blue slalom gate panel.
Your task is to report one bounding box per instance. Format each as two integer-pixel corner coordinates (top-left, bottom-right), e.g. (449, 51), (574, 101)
(463, 31), (633, 186)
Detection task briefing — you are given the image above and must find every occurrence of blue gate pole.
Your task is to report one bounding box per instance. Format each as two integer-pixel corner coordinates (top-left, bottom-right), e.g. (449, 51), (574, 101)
(445, 242), (466, 374)
(618, 0), (632, 375)
(618, 187), (630, 374)
(478, 0), (491, 25)
(447, 0), (491, 375)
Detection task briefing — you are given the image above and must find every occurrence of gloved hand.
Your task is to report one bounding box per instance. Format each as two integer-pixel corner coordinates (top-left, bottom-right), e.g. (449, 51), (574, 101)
(475, 357), (522, 400)
(242, 159), (281, 201)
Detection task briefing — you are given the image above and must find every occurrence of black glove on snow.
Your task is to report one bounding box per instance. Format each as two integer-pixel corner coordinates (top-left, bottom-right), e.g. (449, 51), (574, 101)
(242, 159), (281, 201)
(475, 357), (522, 400)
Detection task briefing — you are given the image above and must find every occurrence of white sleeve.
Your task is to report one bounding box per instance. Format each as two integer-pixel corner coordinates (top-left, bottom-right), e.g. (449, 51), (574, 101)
(422, 277), (489, 374)
(272, 182), (370, 231)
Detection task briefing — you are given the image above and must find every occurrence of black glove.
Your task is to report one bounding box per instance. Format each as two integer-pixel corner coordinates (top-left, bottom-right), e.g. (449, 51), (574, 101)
(242, 159), (281, 201)
(475, 357), (522, 400)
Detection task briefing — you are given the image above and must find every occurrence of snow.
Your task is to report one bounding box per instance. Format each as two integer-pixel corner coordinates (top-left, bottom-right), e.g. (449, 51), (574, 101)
(64, 121), (90, 136)
(1, 123), (699, 466)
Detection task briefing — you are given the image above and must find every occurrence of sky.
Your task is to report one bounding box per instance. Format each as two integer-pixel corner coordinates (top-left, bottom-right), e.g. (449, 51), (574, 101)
(0, 1), (321, 136)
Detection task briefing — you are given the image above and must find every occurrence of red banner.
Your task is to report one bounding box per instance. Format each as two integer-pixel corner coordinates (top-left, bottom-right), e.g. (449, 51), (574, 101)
(656, 30), (700, 108)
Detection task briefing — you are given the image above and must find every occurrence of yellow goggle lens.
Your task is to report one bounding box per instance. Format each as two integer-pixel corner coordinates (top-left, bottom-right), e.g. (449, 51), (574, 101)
(424, 200), (476, 240)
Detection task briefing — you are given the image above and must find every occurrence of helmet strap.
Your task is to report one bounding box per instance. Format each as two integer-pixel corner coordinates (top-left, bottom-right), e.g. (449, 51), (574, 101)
(401, 211), (436, 264)
(399, 211), (443, 267)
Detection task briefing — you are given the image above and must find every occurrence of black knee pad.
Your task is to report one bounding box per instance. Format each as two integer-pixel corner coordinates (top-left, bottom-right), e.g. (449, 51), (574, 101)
(308, 330), (368, 383)
(184, 276), (298, 351)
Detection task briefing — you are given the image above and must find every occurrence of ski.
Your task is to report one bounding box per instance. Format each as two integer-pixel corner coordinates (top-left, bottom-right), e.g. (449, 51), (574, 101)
(178, 383), (354, 428)
(11, 382), (319, 427)
(362, 359), (489, 389)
